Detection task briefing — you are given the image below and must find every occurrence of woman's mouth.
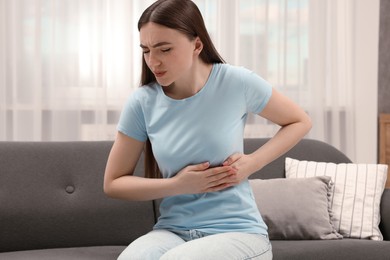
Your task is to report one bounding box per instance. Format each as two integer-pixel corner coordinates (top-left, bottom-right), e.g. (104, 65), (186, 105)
(154, 71), (166, 78)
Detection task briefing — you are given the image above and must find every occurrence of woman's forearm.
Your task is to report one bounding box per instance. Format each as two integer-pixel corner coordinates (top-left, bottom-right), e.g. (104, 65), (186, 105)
(250, 119), (312, 171)
(104, 175), (179, 201)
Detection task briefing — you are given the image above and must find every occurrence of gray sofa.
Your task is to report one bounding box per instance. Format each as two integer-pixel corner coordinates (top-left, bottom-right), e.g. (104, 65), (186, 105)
(0, 138), (389, 260)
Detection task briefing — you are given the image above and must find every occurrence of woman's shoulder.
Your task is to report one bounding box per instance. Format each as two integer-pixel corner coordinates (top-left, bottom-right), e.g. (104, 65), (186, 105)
(213, 63), (271, 92)
(215, 63), (255, 77)
(213, 63), (259, 84)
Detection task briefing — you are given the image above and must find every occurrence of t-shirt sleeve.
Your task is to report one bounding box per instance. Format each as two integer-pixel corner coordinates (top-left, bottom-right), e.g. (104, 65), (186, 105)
(116, 91), (148, 142)
(241, 67), (273, 114)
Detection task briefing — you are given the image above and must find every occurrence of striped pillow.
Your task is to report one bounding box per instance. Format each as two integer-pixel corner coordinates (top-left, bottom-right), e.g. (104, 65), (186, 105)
(285, 157), (388, 240)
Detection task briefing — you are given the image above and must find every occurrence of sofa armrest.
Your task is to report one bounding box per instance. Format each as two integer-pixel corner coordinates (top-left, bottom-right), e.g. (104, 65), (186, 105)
(380, 188), (390, 240)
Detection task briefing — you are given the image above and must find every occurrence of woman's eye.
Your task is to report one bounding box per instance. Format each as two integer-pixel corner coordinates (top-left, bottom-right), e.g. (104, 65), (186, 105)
(143, 50), (150, 54)
(161, 48), (171, 53)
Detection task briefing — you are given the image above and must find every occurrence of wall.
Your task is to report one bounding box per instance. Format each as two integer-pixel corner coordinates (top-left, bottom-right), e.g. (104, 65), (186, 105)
(353, 0), (380, 164)
(379, 0), (390, 114)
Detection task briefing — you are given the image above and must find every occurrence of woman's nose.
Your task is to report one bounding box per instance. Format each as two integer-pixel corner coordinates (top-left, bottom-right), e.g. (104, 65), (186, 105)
(147, 52), (161, 67)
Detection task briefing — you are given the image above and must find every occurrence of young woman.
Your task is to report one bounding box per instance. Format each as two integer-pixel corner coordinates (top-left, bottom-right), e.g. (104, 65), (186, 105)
(104, 0), (311, 259)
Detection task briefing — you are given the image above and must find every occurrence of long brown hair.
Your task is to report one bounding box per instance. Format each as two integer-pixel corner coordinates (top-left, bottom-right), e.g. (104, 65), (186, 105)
(138, 0), (225, 178)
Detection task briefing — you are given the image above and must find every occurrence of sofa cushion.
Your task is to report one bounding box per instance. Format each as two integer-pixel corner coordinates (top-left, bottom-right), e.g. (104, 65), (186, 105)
(0, 246), (125, 260)
(285, 157), (388, 240)
(271, 239), (390, 260)
(250, 176), (341, 240)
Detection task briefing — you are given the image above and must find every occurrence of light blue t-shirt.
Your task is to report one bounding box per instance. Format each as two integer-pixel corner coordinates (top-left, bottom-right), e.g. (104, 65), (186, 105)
(117, 63), (272, 236)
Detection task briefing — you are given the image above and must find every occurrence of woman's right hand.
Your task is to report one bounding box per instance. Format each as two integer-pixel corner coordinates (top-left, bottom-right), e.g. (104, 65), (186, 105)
(173, 162), (239, 194)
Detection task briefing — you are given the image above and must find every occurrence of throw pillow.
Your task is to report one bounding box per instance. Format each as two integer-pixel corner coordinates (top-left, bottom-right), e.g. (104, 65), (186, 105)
(250, 176), (342, 240)
(285, 157), (388, 240)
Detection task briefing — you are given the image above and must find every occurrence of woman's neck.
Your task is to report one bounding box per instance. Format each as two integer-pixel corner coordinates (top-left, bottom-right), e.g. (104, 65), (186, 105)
(164, 61), (213, 100)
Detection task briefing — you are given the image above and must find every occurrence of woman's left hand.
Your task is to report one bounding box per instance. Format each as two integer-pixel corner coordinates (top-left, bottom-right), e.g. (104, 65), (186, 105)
(222, 153), (260, 184)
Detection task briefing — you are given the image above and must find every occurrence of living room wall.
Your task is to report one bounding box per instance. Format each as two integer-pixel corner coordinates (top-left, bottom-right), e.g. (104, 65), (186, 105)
(379, 0), (390, 113)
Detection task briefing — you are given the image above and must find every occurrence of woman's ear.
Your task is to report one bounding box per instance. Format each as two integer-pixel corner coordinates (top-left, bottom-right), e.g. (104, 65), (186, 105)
(194, 37), (203, 55)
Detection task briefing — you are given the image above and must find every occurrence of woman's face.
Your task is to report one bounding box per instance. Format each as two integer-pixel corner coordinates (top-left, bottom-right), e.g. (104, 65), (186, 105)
(140, 22), (199, 87)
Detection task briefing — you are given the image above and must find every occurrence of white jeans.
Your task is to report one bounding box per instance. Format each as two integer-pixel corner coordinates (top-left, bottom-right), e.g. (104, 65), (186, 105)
(117, 229), (273, 260)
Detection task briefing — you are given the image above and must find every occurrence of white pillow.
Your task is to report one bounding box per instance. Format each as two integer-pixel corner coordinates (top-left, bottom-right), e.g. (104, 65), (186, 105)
(285, 157), (388, 240)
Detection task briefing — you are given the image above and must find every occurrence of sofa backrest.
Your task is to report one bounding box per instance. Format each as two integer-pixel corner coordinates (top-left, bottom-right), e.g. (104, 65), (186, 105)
(1, 138), (388, 253)
(0, 141), (155, 253)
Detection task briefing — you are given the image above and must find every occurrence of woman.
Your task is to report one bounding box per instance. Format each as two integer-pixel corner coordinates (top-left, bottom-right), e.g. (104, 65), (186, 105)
(104, 0), (311, 259)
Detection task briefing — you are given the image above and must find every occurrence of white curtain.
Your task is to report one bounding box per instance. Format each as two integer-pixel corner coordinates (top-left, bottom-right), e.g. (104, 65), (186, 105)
(307, 0), (379, 163)
(0, 0), (153, 141)
(0, 0), (380, 162)
(308, 0), (357, 159)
